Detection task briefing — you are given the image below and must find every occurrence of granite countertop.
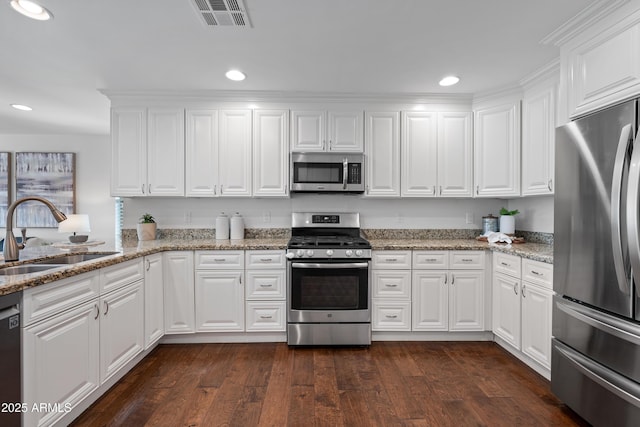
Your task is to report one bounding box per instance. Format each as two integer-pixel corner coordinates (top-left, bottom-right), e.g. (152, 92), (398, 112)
(0, 237), (552, 297)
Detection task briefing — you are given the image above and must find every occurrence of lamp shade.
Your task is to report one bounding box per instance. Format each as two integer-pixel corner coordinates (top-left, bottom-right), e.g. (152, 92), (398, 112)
(58, 214), (91, 234)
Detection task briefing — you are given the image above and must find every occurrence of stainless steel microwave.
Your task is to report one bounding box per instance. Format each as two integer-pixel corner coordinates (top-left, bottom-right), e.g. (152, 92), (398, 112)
(290, 153), (365, 193)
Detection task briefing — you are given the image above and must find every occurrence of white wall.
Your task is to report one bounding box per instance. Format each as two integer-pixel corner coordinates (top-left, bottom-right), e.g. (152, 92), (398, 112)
(507, 196), (554, 233)
(0, 134), (115, 246)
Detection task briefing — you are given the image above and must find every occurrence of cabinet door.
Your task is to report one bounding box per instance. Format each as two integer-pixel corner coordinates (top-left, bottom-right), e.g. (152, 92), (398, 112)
(449, 271), (484, 331)
(186, 109), (218, 197)
(110, 108), (146, 196)
(144, 253), (164, 349)
(253, 109), (289, 197)
(364, 111), (400, 197)
(474, 102), (521, 197)
(521, 282), (553, 368)
(195, 271), (244, 331)
(492, 272), (521, 348)
(328, 111), (363, 152)
(100, 280), (144, 384)
(164, 251), (195, 334)
(219, 110), (252, 196)
(23, 301), (99, 427)
(401, 111), (437, 197)
(522, 84), (555, 196)
(147, 108), (185, 196)
(291, 110), (325, 152)
(438, 112), (473, 197)
(412, 271), (448, 331)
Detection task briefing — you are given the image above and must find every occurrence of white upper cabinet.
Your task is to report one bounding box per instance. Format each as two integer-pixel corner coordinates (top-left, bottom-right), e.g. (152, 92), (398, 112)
(219, 109), (252, 196)
(401, 112), (438, 197)
(563, 9), (640, 118)
(438, 112), (473, 197)
(401, 111), (472, 197)
(291, 110), (363, 152)
(522, 79), (557, 196)
(364, 111), (400, 197)
(111, 107), (184, 197)
(253, 110), (289, 197)
(474, 99), (521, 197)
(185, 110), (219, 197)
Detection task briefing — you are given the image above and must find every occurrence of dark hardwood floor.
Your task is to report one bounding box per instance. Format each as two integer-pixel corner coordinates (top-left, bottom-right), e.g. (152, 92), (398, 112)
(70, 341), (588, 427)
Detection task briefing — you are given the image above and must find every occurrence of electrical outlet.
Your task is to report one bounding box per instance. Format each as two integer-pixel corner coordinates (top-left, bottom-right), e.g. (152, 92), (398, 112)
(184, 211), (192, 224)
(465, 212), (473, 224)
(262, 211), (271, 223)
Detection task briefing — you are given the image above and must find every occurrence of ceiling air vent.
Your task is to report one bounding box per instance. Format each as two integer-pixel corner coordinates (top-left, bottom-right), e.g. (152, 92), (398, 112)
(191, 0), (252, 28)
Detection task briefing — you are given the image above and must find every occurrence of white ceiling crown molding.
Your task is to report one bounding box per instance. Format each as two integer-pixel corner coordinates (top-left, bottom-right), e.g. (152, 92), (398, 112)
(99, 89), (474, 105)
(472, 83), (523, 107)
(540, 0), (629, 46)
(519, 58), (560, 89)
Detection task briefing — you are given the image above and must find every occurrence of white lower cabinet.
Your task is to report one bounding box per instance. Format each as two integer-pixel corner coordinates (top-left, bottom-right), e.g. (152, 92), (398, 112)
(371, 251), (412, 331)
(163, 251), (195, 334)
(492, 253), (554, 371)
(144, 253), (164, 348)
(412, 251), (485, 332)
(245, 250), (286, 331)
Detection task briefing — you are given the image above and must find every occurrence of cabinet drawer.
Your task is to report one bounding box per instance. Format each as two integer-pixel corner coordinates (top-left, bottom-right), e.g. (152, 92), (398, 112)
(493, 252), (521, 278)
(245, 250), (286, 269)
(195, 251), (244, 269)
(23, 271), (100, 326)
(100, 259), (144, 294)
(372, 251), (412, 269)
(372, 270), (411, 299)
(413, 251), (448, 269)
(522, 259), (553, 289)
(372, 301), (411, 331)
(246, 270), (286, 300)
(245, 301), (286, 331)
(449, 251), (485, 269)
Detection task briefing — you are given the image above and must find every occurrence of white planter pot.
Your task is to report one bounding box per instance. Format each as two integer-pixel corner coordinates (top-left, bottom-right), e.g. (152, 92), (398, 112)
(137, 223), (157, 241)
(499, 215), (516, 235)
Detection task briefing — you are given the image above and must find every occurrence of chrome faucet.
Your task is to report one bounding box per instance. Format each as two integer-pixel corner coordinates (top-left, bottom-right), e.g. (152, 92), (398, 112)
(3, 196), (67, 262)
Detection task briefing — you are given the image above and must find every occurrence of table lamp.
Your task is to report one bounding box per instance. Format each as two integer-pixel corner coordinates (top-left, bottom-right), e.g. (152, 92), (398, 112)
(58, 214), (91, 243)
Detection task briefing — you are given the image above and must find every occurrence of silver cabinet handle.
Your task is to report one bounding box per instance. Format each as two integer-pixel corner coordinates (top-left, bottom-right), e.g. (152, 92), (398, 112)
(214, 258), (226, 262)
(439, 186), (442, 196)
(259, 284), (272, 288)
(461, 258), (473, 262)
(214, 185), (217, 195)
(522, 284), (527, 298)
(548, 179), (553, 191)
(259, 258), (273, 262)
(476, 185), (479, 195)
(260, 315), (273, 319)
(385, 314), (398, 319)
(426, 258), (437, 262)
(104, 301), (109, 316)
(501, 262), (510, 267)
(432, 185), (436, 195)
(444, 275), (447, 284)
(142, 184), (145, 194)
(146, 259), (151, 271)
(148, 184), (151, 194)
(94, 304), (100, 320)
(513, 283), (518, 295)
(385, 258), (398, 262)
(384, 283), (398, 288)
(451, 274), (455, 285)
(531, 270), (542, 276)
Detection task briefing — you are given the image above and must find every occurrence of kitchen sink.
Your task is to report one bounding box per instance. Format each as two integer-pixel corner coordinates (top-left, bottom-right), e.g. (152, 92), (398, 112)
(0, 264), (64, 276)
(34, 252), (120, 265)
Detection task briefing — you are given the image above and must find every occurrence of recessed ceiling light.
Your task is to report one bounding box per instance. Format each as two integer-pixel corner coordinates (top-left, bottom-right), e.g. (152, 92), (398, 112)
(439, 76), (460, 87)
(10, 0), (52, 20)
(225, 70), (246, 81)
(11, 104), (33, 111)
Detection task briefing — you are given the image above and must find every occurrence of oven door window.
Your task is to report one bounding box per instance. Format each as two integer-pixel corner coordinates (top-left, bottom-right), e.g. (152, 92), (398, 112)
(293, 162), (343, 184)
(290, 264), (368, 310)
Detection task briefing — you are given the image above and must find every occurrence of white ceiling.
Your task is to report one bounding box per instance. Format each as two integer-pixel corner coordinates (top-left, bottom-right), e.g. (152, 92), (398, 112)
(0, 0), (592, 135)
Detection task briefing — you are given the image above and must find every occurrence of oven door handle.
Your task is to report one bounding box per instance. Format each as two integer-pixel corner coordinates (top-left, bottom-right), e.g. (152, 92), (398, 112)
(291, 262), (369, 269)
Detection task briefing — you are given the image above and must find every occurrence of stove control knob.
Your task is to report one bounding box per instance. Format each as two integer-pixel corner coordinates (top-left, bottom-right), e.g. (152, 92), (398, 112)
(355, 250), (363, 257)
(296, 250), (305, 258)
(345, 250), (353, 257)
(306, 250), (314, 257)
(326, 249), (334, 257)
(286, 252), (296, 259)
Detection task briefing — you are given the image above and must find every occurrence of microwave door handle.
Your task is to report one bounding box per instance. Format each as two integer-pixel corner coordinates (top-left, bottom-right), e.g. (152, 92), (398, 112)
(343, 158), (348, 190)
(612, 124), (633, 295)
(628, 126), (640, 296)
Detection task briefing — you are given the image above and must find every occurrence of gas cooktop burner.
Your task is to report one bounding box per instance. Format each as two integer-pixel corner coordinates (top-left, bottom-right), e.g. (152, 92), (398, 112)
(288, 235), (371, 249)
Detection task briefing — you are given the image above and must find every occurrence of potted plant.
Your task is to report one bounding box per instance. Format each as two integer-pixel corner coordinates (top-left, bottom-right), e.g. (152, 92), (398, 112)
(137, 213), (157, 241)
(499, 208), (519, 235)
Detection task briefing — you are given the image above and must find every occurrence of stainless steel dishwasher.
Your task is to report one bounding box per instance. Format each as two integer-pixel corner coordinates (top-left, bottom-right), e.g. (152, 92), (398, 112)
(0, 291), (22, 427)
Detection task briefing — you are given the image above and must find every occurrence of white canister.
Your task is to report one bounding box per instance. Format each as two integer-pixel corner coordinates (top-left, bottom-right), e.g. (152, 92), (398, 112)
(499, 215), (516, 235)
(215, 212), (230, 240)
(230, 212), (244, 240)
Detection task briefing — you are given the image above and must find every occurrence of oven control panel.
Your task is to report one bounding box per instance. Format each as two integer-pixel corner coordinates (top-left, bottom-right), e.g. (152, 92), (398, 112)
(286, 249), (371, 259)
(311, 214), (340, 224)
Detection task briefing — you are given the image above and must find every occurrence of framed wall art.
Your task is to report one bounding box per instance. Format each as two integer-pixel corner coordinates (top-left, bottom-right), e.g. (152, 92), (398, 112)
(0, 152), (9, 228)
(15, 152), (75, 228)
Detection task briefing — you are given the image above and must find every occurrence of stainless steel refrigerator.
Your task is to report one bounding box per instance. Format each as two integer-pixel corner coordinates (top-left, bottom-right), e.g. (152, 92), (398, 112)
(553, 98), (640, 426)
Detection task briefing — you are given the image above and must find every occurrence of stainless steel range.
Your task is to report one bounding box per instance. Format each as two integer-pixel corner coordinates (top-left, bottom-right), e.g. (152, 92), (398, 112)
(286, 212), (371, 346)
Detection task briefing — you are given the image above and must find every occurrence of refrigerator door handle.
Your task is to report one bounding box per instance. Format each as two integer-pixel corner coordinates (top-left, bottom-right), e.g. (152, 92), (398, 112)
(555, 340), (640, 407)
(612, 124), (633, 295)
(626, 126), (640, 296)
